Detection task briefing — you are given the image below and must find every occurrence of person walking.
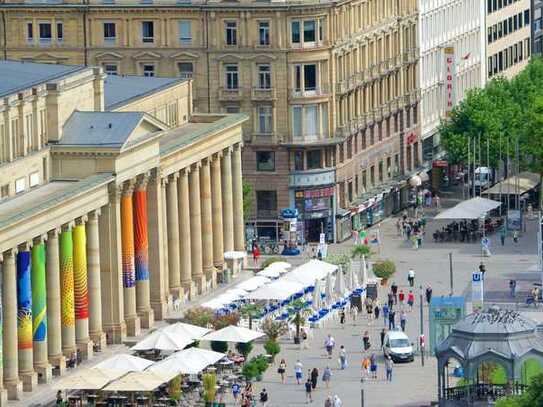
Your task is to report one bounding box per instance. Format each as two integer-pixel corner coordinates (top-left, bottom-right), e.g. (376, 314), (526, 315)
(363, 330), (371, 352)
(500, 227), (507, 246)
(398, 289), (405, 308)
(385, 355), (393, 382)
(324, 334), (335, 359)
(310, 368), (319, 390)
(322, 366), (332, 388)
(388, 310), (396, 330)
(350, 305), (358, 325)
(304, 378), (313, 404)
(380, 328), (386, 348)
(407, 268), (415, 287)
(252, 242), (261, 267)
(391, 282), (398, 304)
(295, 360), (303, 384)
(232, 382), (241, 403)
(425, 285), (433, 304)
(339, 345), (347, 370)
(400, 310), (407, 332)
(362, 356), (370, 379)
(382, 303), (389, 326)
(513, 230), (519, 243)
(339, 309), (346, 329)
(509, 280), (517, 298)
(374, 302), (380, 320)
(278, 359), (287, 383)
(333, 395), (342, 407)
(387, 292), (394, 309)
(407, 290), (415, 311)
(259, 389), (269, 407)
(369, 353), (378, 379)
(324, 395), (333, 407)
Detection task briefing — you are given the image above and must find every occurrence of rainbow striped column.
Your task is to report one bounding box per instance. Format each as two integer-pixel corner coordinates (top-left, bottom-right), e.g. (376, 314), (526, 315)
(133, 190), (149, 282)
(73, 225), (89, 345)
(60, 230), (76, 353)
(31, 243), (47, 367)
(121, 191), (139, 332)
(17, 251), (33, 373)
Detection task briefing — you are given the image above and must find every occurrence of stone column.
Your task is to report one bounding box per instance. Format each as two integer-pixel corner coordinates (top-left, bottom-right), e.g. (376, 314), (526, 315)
(200, 158), (215, 287)
(232, 144), (245, 252)
(30, 238), (52, 383)
(178, 169), (193, 297)
(45, 229), (65, 374)
(221, 148), (234, 253)
(59, 225), (77, 357)
(0, 254), (8, 405)
(147, 170), (168, 321)
(210, 153), (224, 269)
(120, 181), (141, 337)
(99, 186), (127, 344)
(160, 179), (171, 308)
(189, 163), (205, 293)
(16, 245), (38, 392)
(3, 249), (22, 400)
(133, 175), (154, 329)
(87, 210), (106, 350)
(166, 173), (182, 298)
(73, 218), (93, 360)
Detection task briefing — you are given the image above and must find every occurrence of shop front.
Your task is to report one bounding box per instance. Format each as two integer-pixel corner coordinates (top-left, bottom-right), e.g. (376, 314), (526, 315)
(294, 187), (335, 243)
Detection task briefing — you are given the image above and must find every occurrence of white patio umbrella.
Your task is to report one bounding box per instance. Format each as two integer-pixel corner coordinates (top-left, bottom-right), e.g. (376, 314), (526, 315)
(325, 272), (334, 305)
(93, 354), (153, 373)
(265, 261), (292, 273)
(334, 266), (347, 298)
(361, 255), (368, 288)
(103, 371), (177, 392)
(148, 348), (225, 375)
(236, 276), (271, 292)
(346, 267), (354, 291)
(257, 267), (281, 279)
(201, 325), (264, 343)
(54, 368), (123, 390)
(312, 278), (322, 311)
(162, 322), (212, 340)
(131, 329), (193, 352)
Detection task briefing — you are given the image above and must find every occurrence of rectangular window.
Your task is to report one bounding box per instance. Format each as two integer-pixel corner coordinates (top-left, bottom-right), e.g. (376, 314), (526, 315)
(319, 17), (325, 42)
(294, 151), (304, 171)
(256, 190), (277, 217)
(306, 150), (322, 170)
(225, 21), (237, 46)
(303, 20), (316, 43)
(15, 177), (25, 194)
(225, 65), (239, 89)
(225, 106), (240, 113)
(29, 171), (40, 188)
(291, 21), (300, 44)
(142, 21), (154, 43)
(258, 64), (271, 89)
(304, 105), (318, 136)
(104, 64), (118, 75)
(39, 22), (52, 41)
(292, 106), (302, 137)
(257, 106), (273, 134)
(525, 9), (530, 25)
(27, 23), (33, 41)
(256, 151), (275, 171)
(258, 21), (270, 46)
(303, 64), (316, 91)
(104, 22), (116, 40)
(378, 161), (384, 182)
(178, 20), (192, 45)
(57, 22), (63, 41)
(178, 62), (193, 79)
(143, 64), (155, 77)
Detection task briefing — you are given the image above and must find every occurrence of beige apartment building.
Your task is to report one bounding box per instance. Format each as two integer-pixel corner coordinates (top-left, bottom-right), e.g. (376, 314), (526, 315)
(0, 0), (421, 243)
(486, 0), (532, 78)
(0, 60), (246, 402)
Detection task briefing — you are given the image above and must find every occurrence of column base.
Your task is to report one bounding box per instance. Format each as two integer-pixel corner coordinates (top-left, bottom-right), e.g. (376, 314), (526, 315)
(77, 340), (94, 361)
(137, 308), (155, 329)
(150, 300), (168, 321)
(205, 268), (217, 290)
(5, 379), (22, 400)
(169, 286), (183, 301)
(125, 316), (141, 337)
(20, 371), (38, 392)
(35, 364), (53, 384)
(49, 355), (66, 376)
(0, 388), (8, 406)
(90, 331), (107, 351)
(194, 275), (207, 295)
(104, 322), (127, 344)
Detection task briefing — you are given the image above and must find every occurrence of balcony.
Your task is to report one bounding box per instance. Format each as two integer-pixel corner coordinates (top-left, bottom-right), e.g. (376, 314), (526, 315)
(289, 84), (330, 100)
(289, 167), (336, 188)
(219, 87), (243, 101)
(251, 87), (277, 101)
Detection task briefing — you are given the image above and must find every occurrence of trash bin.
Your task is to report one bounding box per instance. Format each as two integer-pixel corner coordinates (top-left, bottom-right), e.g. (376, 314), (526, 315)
(366, 282), (378, 301)
(350, 295), (362, 311)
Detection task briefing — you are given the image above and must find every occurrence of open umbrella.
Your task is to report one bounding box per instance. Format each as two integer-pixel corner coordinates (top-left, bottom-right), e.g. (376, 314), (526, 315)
(334, 265), (346, 298)
(236, 276), (270, 292)
(93, 354), (153, 373)
(325, 272), (334, 305)
(103, 371), (177, 392)
(54, 368), (124, 390)
(162, 322), (212, 340)
(201, 325), (264, 343)
(265, 261), (292, 274)
(148, 348), (225, 375)
(257, 267), (281, 279)
(131, 329), (193, 352)
(312, 278), (322, 311)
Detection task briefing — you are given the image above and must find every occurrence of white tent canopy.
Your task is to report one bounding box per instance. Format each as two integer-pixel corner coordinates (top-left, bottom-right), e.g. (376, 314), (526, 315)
(246, 279), (304, 301)
(148, 348), (225, 375)
(434, 197), (501, 220)
(257, 268), (281, 279)
(334, 266), (347, 297)
(283, 260), (337, 288)
(131, 329), (193, 352)
(201, 325), (264, 343)
(103, 371), (177, 392)
(201, 291), (243, 309)
(236, 276), (271, 292)
(92, 354), (153, 373)
(162, 322), (212, 340)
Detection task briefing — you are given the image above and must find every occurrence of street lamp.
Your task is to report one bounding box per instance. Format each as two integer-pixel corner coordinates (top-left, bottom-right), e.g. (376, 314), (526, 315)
(419, 285), (425, 367)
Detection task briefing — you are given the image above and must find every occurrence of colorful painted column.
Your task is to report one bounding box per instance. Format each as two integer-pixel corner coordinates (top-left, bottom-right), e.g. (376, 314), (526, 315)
(3, 249), (22, 399)
(60, 228), (76, 356)
(17, 249), (37, 391)
(133, 178), (154, 328)
(73, 222), (92, 359)
(31, 242), (51, 383)
(121, 183), (141, 337)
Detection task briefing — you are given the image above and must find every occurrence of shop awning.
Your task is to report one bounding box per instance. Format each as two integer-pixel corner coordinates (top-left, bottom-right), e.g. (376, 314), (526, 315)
(482, 172), (540, 196)
(434, 197), (501, 220)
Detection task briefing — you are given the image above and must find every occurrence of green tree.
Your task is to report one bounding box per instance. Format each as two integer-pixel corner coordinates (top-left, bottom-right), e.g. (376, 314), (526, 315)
(524, 96), (543, 208)
(243, 181), (254, 220)
(287, 298), (312, 343)
(239, 303), (262, 330)
(495, 373), (543, 407)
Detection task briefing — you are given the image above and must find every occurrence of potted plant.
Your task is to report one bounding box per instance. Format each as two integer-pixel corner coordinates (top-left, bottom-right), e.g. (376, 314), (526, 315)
(260, 318), (288, 343)
(168, 375), (182, 402)
(241, 360), (258, 381)
(239, 303), (262, 330)
(287, 299), (312, 344)
(263, 339), (280, 362)
(203, 373), (217, 407)
(235, 341), (254, 359)
(253, 355), (269, 381)
(372, 259), (396, 285)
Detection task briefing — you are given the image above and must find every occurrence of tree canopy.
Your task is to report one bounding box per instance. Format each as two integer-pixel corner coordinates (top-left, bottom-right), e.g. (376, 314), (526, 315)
(495, 373), (543, 407)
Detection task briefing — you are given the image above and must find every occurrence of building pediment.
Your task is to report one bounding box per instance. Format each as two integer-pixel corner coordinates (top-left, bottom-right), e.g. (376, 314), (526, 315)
(247, 54), (277, 61)
(216, 53), (244, 62)
(170, 51), (199, 60)
(22, 53), (69, 62)
(95, 52), (124, 61)
(132, 51), (162, 60)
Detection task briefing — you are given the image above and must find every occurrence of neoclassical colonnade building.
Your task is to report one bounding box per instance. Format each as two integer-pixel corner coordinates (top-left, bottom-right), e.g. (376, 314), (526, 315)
(0, 60), (247, 401)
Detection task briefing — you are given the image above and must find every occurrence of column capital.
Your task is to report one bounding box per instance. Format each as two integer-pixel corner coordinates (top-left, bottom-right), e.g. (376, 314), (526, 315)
(180, 167), (191, 177)
(76, 215), (88, 225)
(233, 142), (244, 152)
(212, 151), (223, 161)
(168, 172), (179, 183)
(122, 179), (136, 196)
(136, 172), (150, 191)
(33, 234), (48, 246)
(89, 208), (102, 220)
(201, 157), (211, 166)
(223, 146), (233, 155)
(48, 227), (61, 239)
(191, 162), (201, 171)
(62, 221), (75, 232)
(109, 183), (123, 202)
(2, 247), (18, 259)
(18, 241), (32, 251)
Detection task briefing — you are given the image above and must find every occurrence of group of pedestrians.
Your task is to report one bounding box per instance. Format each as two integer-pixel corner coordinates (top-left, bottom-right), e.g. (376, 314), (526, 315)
(397, 211), (427, 250)
(232, 382), (270, 407)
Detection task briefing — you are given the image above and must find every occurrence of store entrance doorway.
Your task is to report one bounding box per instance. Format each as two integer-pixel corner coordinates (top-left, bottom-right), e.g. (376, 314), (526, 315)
(305, 218), (325, 242)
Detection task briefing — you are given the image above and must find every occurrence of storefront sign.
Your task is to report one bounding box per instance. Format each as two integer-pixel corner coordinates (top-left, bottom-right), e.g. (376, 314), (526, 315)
(406, 132), (417, 145)
(444, 47), (455, 116)
(289, 168), (335, 188)
(432, 160), (448, 168)
(295, 187), (334, 199)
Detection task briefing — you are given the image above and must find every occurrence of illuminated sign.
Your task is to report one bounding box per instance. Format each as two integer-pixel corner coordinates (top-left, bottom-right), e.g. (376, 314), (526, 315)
(444, 47), (455, 116)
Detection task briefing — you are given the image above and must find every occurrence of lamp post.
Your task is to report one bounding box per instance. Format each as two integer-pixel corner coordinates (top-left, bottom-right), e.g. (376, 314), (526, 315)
(419, 285), (425, 367)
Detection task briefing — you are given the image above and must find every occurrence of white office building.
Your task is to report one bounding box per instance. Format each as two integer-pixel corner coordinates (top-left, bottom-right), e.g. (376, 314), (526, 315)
(418, 0), (487, 162)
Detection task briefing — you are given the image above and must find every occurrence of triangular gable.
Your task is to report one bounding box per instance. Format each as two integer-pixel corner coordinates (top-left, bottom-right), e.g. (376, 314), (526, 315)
(95, 51), (124, 60)
(132, 51), (163, 60)
(170, 51), (199, 60)
(120, 113), (167, 151)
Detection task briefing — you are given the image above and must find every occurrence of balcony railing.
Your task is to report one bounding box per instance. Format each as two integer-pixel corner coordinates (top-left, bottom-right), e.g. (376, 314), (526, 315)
(289, 85), (330, 99)
(219, 87), (243, 101)
(251, 87), (276, 101)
